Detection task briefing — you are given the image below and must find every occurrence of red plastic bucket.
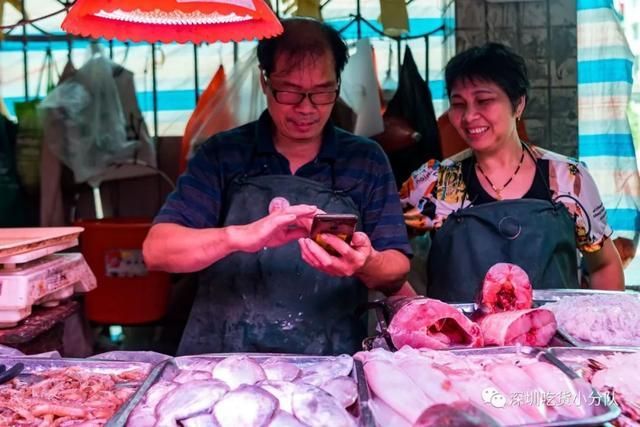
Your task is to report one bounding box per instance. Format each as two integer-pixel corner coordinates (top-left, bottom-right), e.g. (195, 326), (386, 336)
(76, 218), (170, 324)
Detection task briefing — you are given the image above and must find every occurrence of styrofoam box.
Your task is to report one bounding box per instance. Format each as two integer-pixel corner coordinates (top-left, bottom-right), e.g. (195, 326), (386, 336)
(0, 253), (97, 326)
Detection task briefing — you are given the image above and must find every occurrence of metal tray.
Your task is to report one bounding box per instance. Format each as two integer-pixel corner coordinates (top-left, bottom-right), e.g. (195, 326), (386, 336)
(107, 359), (171, 427)
(546, 347), (640, 372)
(0, 355), (152, 375)
(533, 289), (639, 302)
(551, 327), (612, 348)
(0, 356), (154, 427)
(536, 293), (640, 348)
(122, 353), (374, 427)
(457, 297), (640, 349)
(548, 346), (639, 358)
(447, 346), (622, 426)
(547, 347), (640, 427)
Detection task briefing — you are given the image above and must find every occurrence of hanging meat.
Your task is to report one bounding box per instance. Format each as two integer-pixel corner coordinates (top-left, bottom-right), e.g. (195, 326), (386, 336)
(477, 262), (533, 314)
(386, 298), (483, 350)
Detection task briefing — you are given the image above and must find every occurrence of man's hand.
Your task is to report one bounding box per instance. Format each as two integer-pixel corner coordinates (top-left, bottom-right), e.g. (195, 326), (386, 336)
(298, 231), (372, 277)
(236, 204), (318, 253)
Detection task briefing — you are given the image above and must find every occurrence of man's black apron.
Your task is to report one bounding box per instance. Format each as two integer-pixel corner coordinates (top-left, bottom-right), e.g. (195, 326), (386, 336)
(427, 151), (579, 303)
(177, 174), (367, 355)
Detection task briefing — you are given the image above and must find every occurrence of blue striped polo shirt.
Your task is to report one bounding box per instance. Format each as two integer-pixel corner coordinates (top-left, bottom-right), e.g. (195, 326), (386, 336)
(155, 111), (412, 256)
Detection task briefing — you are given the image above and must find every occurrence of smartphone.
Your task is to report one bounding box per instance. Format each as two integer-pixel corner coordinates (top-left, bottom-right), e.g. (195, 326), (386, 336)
(310, 214), (358, 255)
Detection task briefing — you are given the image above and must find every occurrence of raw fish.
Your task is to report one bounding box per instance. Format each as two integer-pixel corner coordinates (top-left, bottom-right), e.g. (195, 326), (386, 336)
(262, 359), (301, 382)
(362, 359), (431, 423)
(212, 356), (266, 389)
(319, 376), (358, 408)
(291, 386), (356, 427)
(181, 413), (219, 427)
(268, 410), (307, 427)
(298, 355), (353, 386)
(479, 263), (533, 313)
(173, 370), (212, 384)
(387, 298), (483, 350)
(478, 309), (557, 346)
(155, 380), (228, 427)
(213, 385), (278, 427)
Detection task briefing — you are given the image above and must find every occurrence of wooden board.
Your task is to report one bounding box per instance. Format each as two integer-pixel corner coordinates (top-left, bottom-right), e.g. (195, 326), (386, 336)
(0, 227), (84, 259)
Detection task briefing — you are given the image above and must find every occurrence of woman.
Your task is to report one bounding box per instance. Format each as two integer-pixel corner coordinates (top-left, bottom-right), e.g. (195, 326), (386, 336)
(401, 43), (624, 302)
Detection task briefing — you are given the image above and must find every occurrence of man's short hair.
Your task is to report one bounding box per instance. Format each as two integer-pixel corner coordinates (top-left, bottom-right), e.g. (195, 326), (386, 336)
(257, 18), (349, 79)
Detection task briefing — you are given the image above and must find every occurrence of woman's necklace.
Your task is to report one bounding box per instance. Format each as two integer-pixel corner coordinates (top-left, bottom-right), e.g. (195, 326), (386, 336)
(475, 147), (525, 200)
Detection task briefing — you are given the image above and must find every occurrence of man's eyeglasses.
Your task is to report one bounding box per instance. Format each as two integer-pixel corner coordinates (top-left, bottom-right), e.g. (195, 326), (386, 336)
(266, 79), (340, 106)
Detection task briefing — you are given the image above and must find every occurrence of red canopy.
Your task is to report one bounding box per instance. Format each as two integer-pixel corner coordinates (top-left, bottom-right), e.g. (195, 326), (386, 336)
(62, 0), (283, 44)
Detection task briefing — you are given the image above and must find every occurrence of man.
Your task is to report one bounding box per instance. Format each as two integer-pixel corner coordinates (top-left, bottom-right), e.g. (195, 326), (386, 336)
(143, 18), (411, 355)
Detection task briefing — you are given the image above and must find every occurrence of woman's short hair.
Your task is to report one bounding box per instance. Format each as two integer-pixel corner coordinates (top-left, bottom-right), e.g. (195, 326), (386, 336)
(445, 42), (530, 111)
(257, 18), (349, 80)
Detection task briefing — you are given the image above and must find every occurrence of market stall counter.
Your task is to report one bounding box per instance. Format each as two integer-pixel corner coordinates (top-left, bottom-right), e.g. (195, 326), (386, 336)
(0, 299), (79, 355)
(356, 263), (640, 426)
(1, 262), (640, 426)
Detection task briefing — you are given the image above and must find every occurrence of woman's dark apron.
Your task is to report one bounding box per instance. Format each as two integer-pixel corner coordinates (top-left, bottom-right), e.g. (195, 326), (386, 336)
(427, 151), (580, 303)
(177, 174), (367, 355)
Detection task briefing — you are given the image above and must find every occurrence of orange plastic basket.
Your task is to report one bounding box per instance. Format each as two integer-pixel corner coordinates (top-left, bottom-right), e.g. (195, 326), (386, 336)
(76, 218), (170, 324)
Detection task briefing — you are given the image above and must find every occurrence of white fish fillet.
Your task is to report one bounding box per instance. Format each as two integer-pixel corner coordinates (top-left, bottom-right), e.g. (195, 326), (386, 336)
(363, 359), (431, 424)
(521, 361), (593, 420)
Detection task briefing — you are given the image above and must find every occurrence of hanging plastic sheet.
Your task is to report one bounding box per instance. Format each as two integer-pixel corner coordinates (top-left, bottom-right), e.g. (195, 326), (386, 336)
(39, 59), (77, 227)
(180, 65), (230, 174)
(13, 47), (58, 198)
(339, 38), (384, 138)
(180, 49), (266, 170)
(373, 46), (441, 188)
(39, 44), (133, 183)
(577, 2), (640, 286)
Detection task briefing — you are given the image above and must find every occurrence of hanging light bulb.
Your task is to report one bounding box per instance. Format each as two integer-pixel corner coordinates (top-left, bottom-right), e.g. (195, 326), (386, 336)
(62, 0), (283, 44)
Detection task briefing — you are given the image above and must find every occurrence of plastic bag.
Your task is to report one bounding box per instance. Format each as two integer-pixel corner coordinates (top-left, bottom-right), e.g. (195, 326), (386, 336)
(339, 38), (384, 137)
(180, 49), (266, 170)
(180, 65), (230, 173)
(39, 45), (132, 183)
(14, 47), (58, 196)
